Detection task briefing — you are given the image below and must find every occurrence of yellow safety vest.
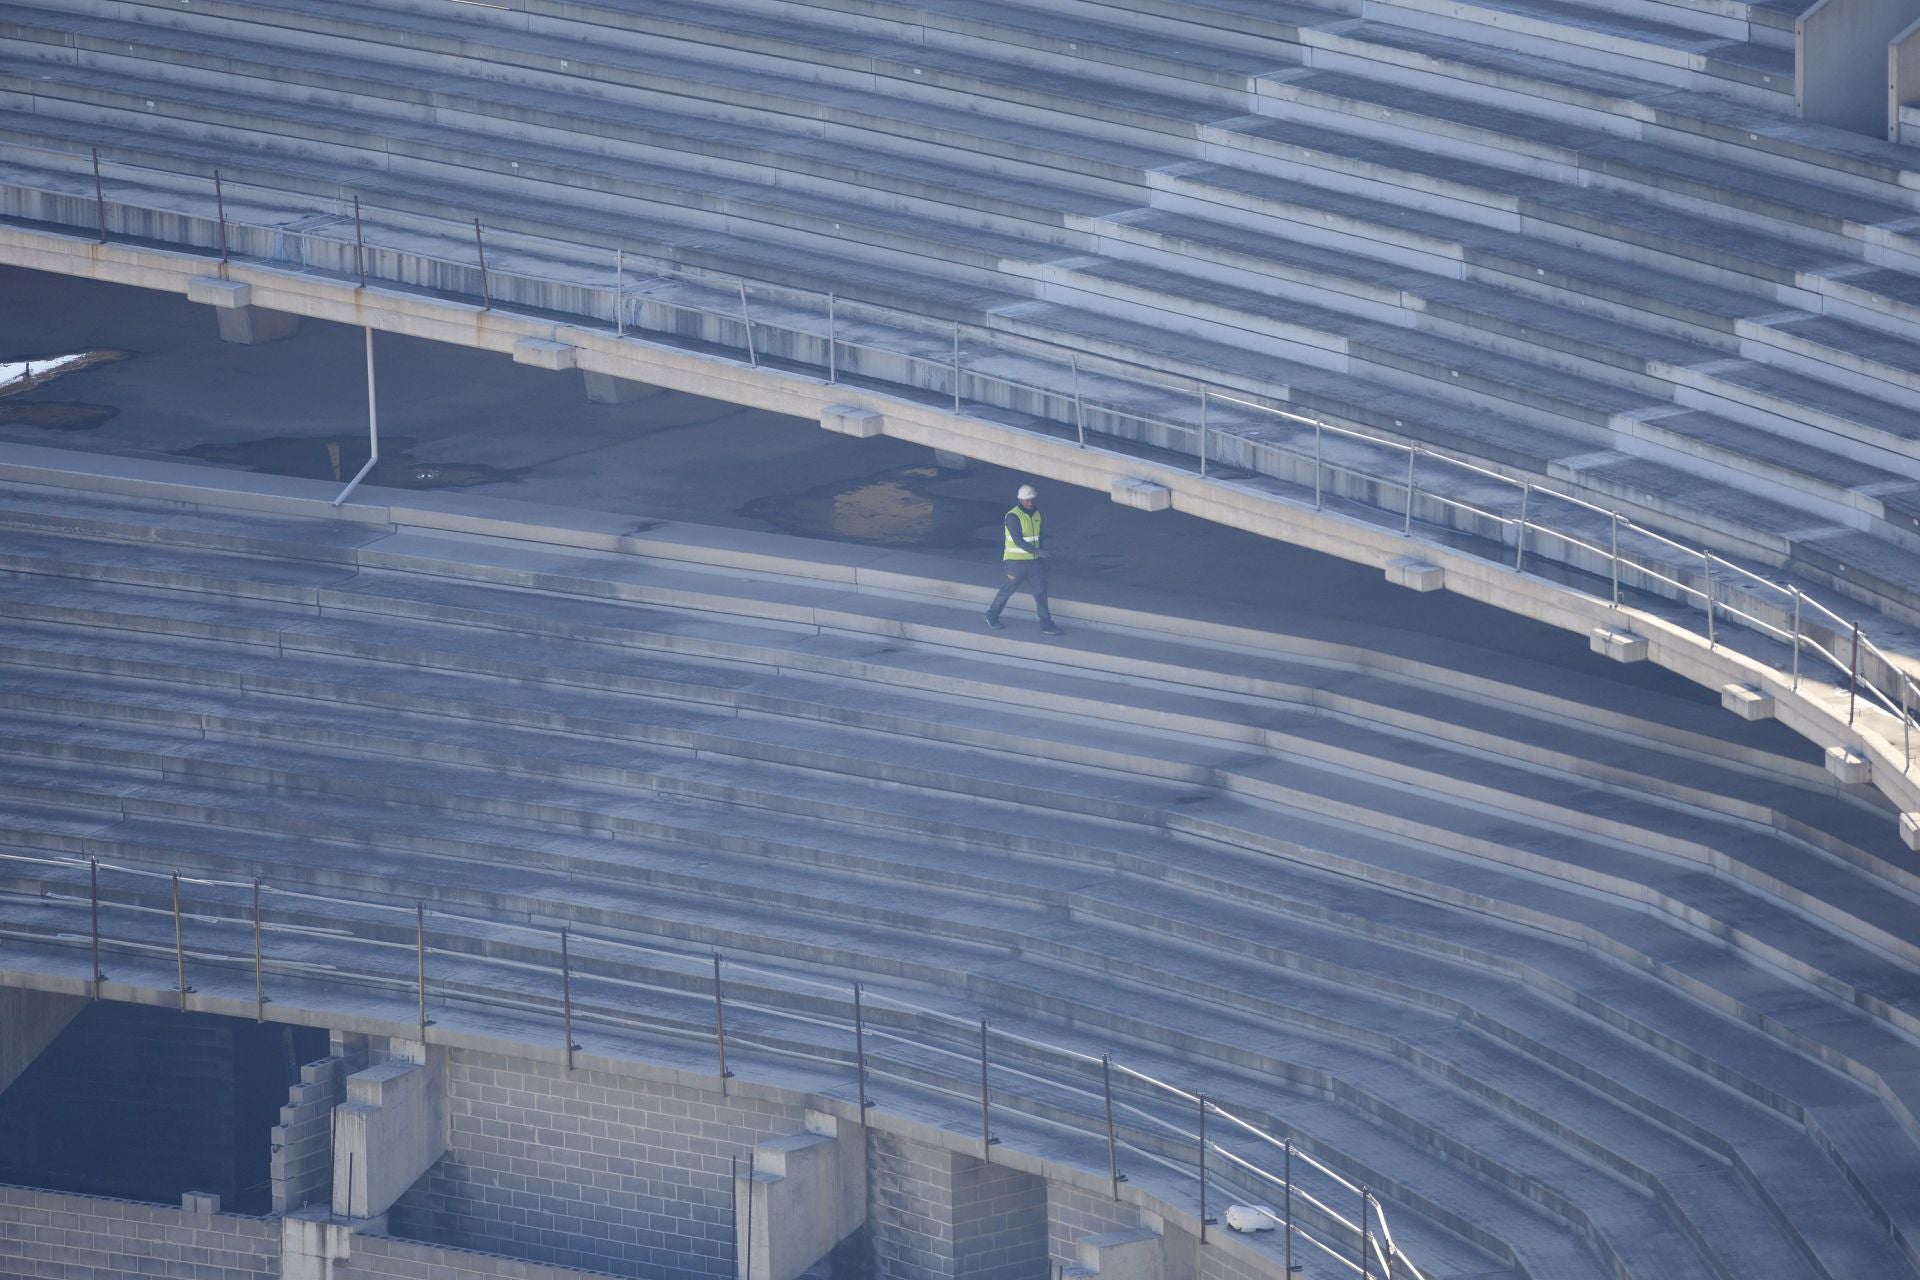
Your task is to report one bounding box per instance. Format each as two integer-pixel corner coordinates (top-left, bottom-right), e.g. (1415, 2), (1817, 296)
(1004, 506), (1041, 560)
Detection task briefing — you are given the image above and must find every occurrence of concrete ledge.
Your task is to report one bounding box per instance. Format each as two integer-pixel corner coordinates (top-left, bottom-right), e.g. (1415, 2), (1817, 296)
(1900, 811), (1919, 851)
(1385, 556), (1444, 592)
(1825, 746), (1872, 785)
(512, 337), (577, 371)
(1589, 627), (1649, 663)
(186, 276), (249, 308)
(822, 405), (883, 438)
(1110, 478), (1173, 512)
(1720, 683), (1776, 721)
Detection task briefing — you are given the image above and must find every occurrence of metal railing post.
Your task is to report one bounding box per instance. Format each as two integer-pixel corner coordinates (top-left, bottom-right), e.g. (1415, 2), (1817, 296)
(1072, 356), (1086, 447)
(1313, 422), (1323, 510)
(416, 903), (430, 1042)
(978, 1018), (997, 1160)
(1284, 1139), (1295, 1273)
(1902, 674), (1912, 772)
(1360, 1187), (1371, 1280)
(1609, 512), (1621, 607)
(952, 323), (962, 413)
(172, 870), (189, 1011)
(1515, 483), (1531, 572)
(1199, 390), (1209, 478)
(473, 219), (490, 310)
(1702, 550), (1716, 647)
(353, 196), (366, 288)
(713, 953), (734, 1093)
(92, 147), (106, 243)
(213, 171), (229, 266)
(1198, 1095), (1213, 1242)
(827, 292), (836, 383)
(1402, 447), (1417, 535)
(253, 877), (265, 1022)
(613, 249), (624, 337)
(561, 927), (577, 1071)
(1791, 588), (1803, 692)
(744, 1151), (755, 1280)
(739, 282), (756, 367)
(852, 981), (870, 1111)
(1102, 1054), (1121, 1198)
(1849, 624), (1862, 726)
(89, 857), (104, 997)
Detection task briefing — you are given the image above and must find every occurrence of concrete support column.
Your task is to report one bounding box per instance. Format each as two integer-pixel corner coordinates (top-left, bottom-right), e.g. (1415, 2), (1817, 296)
(0, 988), (82, 1096)
(871, 1134), (1049, 1280)
(187, 277), (301, 345)
(331, 1046), (447, 1223)
(280, 1207), (355, 1280)
(736, 1111), (867, 1280)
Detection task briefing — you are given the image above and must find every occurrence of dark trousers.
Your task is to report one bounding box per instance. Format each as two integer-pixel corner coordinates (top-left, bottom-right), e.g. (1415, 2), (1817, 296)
(988, 558), (1052, 625)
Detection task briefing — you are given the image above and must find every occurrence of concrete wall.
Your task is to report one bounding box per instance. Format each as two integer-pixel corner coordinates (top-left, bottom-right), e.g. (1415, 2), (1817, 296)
(0, 987), (82, 1096)
(273, 1056), (347, 1215)
(1798, 0), (1920, 134)
(385, 1048), (807, 1277)
(344, 1232), (629, 1280)
(0, 1183), (281, 1280)
(1048, 1181), (1146, 1268)
(1889, 16), (1920, 138)
(870, 1135), (1049, 1280)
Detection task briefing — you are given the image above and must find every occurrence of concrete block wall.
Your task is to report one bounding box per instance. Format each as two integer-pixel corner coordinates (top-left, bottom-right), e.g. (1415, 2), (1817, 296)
(271, 1056), (345, 1214)
(951, 1157), (1050, 1280)
(346, 1232), (627, 1279)
(871, 1135), (1049, 1280)
(1048, 1182), (1145, 1268)
(0, 1182), (280, 1280)
(384, 1049), (807, 1278)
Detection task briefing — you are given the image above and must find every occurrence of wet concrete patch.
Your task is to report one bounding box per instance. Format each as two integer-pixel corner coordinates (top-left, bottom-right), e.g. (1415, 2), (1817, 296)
(172, 435), (530, 490)
(741, 464), (1004, 550)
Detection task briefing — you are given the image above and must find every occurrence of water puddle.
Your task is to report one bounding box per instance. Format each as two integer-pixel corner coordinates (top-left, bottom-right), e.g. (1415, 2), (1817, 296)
(0, 350), (129, 431)
(172, 435), (529, 490)
(741, 465), (1003, 549)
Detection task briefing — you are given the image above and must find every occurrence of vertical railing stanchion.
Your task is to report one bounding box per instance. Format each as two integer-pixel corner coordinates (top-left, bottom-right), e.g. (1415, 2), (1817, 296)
(1199, 390), (1209, 477)
(89, 856), (104, 997)
(172, 870), (188, 1011)
(1791, 588), (1803, 692)
(92, 147), (107, 243)
(613, 249), (624, 337)
(416, 903), (430, 1043)
(1703, 551), (1716, 646)
(1402, 447), (1417, 535)
(745, 1151), (755, 1280)
(1312, 421), (1323, 510)
(978, 1019), (996, 1161)
(1902, 674), (1912, 771)
(713, 953), (734, 1094)
(561, 926), (576, 1071)
(213, 170), (229, 266)
(472, 219), (490, 310)
(739, 281), (756, 367)
(1284, 1139), (1295, 1273)
(1515, 483), (1531, 571)
(952, 323), (962, 413)
(353, 196), (366, 288)
(253, 877), (265, 1022)
(1102, 1054), (1121, 1199)
(1609, 511), (1622, 607)
(852, 981), (869, 1111)
(730, 1153), (740, 1280)
(827, 292), (836, 383)
(1360, 1187), (1371, 1280)
(1072, 356), (1086, 447)
(1849, 624), (1862, 726)
(1198, 1095), (1213, 1243)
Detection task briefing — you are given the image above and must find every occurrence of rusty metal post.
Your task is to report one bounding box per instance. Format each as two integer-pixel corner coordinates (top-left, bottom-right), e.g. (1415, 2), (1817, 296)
(416, 903), (429, 1042)
(1199, 390), (1209, 478)
(1703, 550), (1716, 647)
(1198, 1095), (1213, 1242)
(1072, 355), (1085, 447)
(253, 877), (265, 1021)
(1313, 421), (1324, 510)
(952, 323), (962, 413)
(713, 953), (734, 1094)
(1284, 1139), (1295, 1273)
(213, 170), (229, 265)
(171, 871), (189, 1011)
(1515, 483), (1531, 571)
(613, 248), (624, 337)
(1610, 511), (1622, 606)
(1361, 1187), (1371, 1280)
(89, 857), (104, 996)
(353, 196), (366, 288)
(92, 147), (106, 243)
(473, 219), (490, 310)
(827, 291), (837, 383)
(978, 1018), (997, 1161)
(739, 281), (756, 367)
(1402, 447), (1417, 535)
(852, 981), (870, 1111)
(1849, 624), (1862, 726)
(1102, 1054), (1121, 1199)
(562, 926), (577, 1070)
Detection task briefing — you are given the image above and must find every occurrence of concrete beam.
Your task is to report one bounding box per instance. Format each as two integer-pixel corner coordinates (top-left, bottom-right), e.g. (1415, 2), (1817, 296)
(822, 405), (883, 438)
(1901, 811), (1920, 851)
(1590, 627), (1649, 663)
(1720, 683), (1777, 720)
(1825, 745), (1873, 785)
(1385, 556), (1444, 592)
(331, 1048), (447, 1221)
(1110, 477), (1172, 512)
(187, 276), (301, 344)
(513, 337), (577, 371)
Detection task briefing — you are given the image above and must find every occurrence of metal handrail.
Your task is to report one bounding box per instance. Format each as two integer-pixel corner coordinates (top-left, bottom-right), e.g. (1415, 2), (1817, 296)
(0, 143), (1913, 771)
(5, 849), (1411, 1277)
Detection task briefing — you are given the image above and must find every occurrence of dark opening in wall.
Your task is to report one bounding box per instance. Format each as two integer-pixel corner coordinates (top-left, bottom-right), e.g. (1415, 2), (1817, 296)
(0, 1000), (325, 1214)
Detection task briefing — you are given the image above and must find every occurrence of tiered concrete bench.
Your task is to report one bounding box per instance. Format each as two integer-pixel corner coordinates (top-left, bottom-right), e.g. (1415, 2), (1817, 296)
(0, 466), (1915, 1279)
(2, 0), (1920, 629)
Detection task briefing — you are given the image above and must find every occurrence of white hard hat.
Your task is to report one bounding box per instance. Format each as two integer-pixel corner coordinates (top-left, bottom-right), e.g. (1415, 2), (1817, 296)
(1016, 484), (1038, 500)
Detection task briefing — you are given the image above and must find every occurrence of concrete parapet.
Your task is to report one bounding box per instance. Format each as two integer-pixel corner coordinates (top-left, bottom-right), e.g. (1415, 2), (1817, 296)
(1720, 683), (1777, 720)
(513, 337), (577, 371)
(1589, 627), (1649, 663)
(1110, 478), (1173, 512)
(332, 1049), (448, 1222)
(735, 1115), (867, 1280)
(1385, 556), (1444, 592)
(1902, 811), (1920, 851)
(1825, 745), (1873, 784)
(822, 405), (883, 438)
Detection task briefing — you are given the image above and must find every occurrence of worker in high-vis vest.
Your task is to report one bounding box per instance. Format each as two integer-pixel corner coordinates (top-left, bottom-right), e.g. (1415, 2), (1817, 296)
(985, 484), (1062, 635)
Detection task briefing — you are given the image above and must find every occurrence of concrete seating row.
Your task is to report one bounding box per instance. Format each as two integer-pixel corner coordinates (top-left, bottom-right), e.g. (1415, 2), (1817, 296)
(0, 472), (1914, 1279)
(3, 0), (1920, 635)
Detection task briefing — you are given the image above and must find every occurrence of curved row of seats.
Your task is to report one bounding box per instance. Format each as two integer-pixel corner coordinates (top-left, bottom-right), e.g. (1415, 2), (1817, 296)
(0, 474), (1914, 1278)
(2, 0), (1919, 631)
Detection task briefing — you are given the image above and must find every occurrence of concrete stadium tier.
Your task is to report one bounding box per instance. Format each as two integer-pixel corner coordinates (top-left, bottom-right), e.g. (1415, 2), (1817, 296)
(0, 458), (1916, 1279)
